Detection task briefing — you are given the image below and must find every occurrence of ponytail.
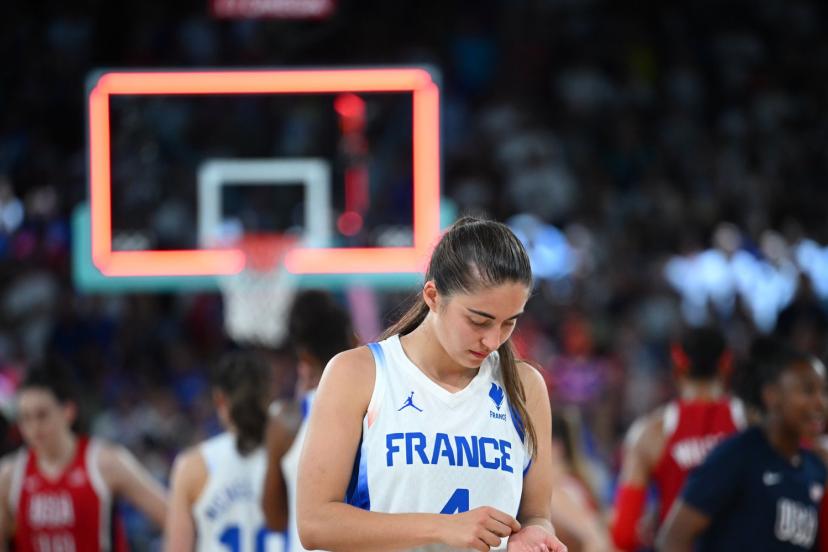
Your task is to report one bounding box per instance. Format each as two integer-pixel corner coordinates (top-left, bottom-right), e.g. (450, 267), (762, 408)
(380, 300), (429, 340)
(213, 351), (270, 455)
(498, 341), (536, 457)
(229, 380), (268, 455)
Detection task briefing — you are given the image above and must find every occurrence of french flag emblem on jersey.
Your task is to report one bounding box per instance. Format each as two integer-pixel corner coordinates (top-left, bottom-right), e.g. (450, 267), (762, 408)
(489, 383), (504, 411)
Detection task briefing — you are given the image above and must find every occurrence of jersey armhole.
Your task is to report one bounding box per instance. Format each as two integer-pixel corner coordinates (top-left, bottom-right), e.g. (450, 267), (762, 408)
(86, 439), (112, 504)
(730, 398), (747, 430)
(365, 342), (386, 429)
(86, 439), (113, 549)
(663, 402), (679, 436)
(506, 402), (532, 473)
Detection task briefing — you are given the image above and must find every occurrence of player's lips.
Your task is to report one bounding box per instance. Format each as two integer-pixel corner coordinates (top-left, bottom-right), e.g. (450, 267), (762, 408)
(469, 350), (489, 359)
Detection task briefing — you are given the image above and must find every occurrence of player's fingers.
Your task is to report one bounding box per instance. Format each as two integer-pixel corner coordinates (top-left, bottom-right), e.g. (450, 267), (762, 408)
(479, 528), (502, 548)
(485, 518), (514, 537)
(471, 538), (491, 552)
(486, 507), (521, 533)
(484, 516), (515, 537)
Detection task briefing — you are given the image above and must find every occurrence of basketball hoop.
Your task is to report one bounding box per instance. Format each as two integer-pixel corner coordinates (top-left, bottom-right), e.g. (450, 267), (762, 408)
(218, 234), (299, 347)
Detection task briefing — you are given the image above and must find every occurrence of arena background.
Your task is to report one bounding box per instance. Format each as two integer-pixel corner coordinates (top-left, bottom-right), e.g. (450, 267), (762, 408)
(1, 0), (827, 548)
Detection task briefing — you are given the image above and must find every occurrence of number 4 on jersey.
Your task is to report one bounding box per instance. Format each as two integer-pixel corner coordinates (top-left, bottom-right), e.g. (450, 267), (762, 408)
(440, 488), (470, 514)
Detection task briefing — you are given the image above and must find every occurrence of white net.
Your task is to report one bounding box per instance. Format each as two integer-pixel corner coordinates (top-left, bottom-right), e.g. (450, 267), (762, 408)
(219, 264), (297, 347)
(218, 235), (299, 348)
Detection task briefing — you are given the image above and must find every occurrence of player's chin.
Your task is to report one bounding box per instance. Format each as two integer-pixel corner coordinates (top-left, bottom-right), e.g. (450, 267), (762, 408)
(801, 416), (825, 439)
(27, 436), (48, 450)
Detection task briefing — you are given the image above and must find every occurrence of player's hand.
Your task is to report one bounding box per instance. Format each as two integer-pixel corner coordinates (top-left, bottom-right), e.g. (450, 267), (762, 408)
(507, 524), (568, 552)
(439, 506), (521, 551)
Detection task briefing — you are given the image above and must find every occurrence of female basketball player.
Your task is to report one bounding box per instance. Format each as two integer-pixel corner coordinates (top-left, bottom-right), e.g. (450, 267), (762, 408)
(610, 327), (744, 550)
(0, 360), (167, 551)
(261, 289), (357, 552)
(656, 339), (828, 551)
(165, 351), (272, 551)
(549, 410), (611, 552)
(297, 217), (568, 551)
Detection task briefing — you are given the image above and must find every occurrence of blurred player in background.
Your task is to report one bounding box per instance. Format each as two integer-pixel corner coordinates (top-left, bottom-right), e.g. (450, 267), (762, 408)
(261, 289), (357, 551)
(549, 408), (613, 552)
(610, 327), (745, 550)
(296, 217), (567, 551)
(657, 339), (827, 551)
(0, 359), (167, 551)
(165, 351), (272, 551)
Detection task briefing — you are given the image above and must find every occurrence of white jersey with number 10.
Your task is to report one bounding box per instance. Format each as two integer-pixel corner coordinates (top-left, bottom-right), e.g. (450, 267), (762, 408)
(192, 432), (280, 552)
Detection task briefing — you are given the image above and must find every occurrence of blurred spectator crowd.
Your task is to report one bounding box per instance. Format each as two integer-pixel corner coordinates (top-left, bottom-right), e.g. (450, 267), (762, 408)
(1, 0), (828, 543)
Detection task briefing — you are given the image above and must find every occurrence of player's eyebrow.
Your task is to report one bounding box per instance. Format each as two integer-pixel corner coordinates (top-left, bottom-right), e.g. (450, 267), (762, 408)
(467, 308), (523, 321)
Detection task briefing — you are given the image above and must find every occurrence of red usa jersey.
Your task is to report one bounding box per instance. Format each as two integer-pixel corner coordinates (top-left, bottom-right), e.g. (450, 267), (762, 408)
(9, 436), (129, 552)
(651, 397), (746, 522)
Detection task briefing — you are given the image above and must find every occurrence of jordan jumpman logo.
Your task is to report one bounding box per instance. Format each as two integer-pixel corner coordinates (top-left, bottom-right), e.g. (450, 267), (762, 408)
(398, 391), (423, 412)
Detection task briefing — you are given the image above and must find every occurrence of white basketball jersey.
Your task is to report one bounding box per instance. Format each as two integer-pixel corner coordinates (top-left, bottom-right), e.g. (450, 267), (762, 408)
(348, 336), (530, 552)
(281, 391), (316, 552)
(192, 432), (277, 552)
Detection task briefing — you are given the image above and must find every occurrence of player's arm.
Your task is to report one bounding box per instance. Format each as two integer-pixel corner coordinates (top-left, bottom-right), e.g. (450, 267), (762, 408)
(610, 412), (662, 550)
(262, 408), (294, 531)
(0, 456), (16, 552)
(507, 362), (568, 551)
(163, 449), (205, 552)
(549, 482), (610, 552)
(654, 500), (710, 552)
(297, 348), (520, 552)
(98, 443), (168, 528)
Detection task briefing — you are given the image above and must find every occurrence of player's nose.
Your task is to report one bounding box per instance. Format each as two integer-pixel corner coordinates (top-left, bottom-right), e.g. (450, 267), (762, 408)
(481, 327), (499, 351)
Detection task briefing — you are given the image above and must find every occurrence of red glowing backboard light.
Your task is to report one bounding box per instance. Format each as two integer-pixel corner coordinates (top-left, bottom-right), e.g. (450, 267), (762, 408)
(87, 68), (440, 277)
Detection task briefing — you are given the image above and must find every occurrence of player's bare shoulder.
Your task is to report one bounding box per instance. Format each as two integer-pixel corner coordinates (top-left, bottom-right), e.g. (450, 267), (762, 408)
(516, 360), (549, 404)
(168, 445), (208, 501)
(625, 405), (669, 464)
(316, 346), (377, 408)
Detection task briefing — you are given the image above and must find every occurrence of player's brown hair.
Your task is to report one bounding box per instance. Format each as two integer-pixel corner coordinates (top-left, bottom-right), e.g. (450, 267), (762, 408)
(288, 290), (356, 368)
(212, 351), (271, 455)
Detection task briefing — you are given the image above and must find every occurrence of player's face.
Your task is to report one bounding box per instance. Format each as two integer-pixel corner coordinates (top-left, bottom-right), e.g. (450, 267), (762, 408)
(433, 281), (530, 369)
(776, 359), (828, 439)
(18, 388), (74, 452)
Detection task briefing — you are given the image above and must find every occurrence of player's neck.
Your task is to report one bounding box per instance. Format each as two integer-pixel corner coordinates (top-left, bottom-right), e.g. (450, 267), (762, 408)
(401, 322), (477, 391)
(36, 432), (77, 476)
(679, 379), (723, 401)
(764, 420), (801, 462)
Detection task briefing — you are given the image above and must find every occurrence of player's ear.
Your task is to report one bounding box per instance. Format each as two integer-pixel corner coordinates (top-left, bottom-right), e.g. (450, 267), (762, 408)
(761, 382), (780, 412)
(717, 350), (734, 381)
(423, 280), (439, 312)
(670, 343), (690, 378)
(62, 401), (77, 426)
(297, 348), (320, 371)
(213, 388), (227, 409)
